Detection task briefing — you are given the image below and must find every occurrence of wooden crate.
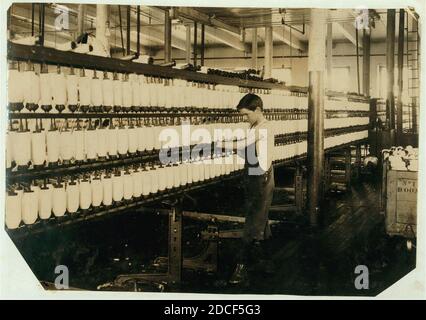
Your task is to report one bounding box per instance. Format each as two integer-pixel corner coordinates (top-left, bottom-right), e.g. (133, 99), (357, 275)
(384, 169), (418, 238)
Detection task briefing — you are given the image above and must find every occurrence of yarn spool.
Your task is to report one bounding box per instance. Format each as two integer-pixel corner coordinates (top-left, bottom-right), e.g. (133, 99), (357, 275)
(117, 126), (129, 156)
(22, 186), (39, 225)
(15, 130), (31, 168)
(154, 125), (163, 150)
(5, 190), (22, 229)
(66, 181), (80, 213)
(123, 170), (134, 200)
(130, 74), (141, 111)
(84, 127), (98, 160)
(66, 73), (79, 111)
(73, 128), (85, 161)
(31, 129), (46, 166)
(52, 182), (66, 217)
(51, 71), (67, 112)
(38, 184), (52, 220)
(137, 125), (146, 152)
(192, 161), (200, 183)
(132, 169), (142, 198)
(144, 126), (155, 151)
(39, 72), (52, 110)
(150, 167), (159, 194)
(79, 178), (91, 210)
(122, 76), (133, 112)
(23, 69), (40, 111)
(166, 165), (174, 190)
(96, 127), (108, 158)
(112, 172), (124, 202)
(8, 68), (24, 110)
(102, 73), (114, 111)
(78, 74), (92, 110)
(149, 82), (159, 107)
(158, 166), (167, 191)
(107, 126), (119, 157)
(127, 125), (138, 154)
(179, 162), (188, 186)
(203, 159), (211, 180)
(60, 129), (75, 162)
(173, 164), (180, 188)
(46, 129), (60, 165)
(141, 168), (152, 196)
(113, 75), (123, 110)
(91, 73), (103, 111)
(91, 176), (103, 207)
(186, 161), (193, 184)
(139, 75), (150, 107)
(102, 174), (113, 206)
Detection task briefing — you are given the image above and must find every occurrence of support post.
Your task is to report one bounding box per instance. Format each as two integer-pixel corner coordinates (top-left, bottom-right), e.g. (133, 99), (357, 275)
(386, 9), (396, 133)
(136, 6), (140, 57)
(355, 144), (362, 179)
(295, 166), (303, 215)
(307, 9), (327, 227)
(185, 24), (191, 64)
(252, 27), (258, 70)
(264, 26), (273, 78)
(397, 9), (405, 142)
(96, 4), (110, 56)
(362, 28), (371, 96)
(193, 22), (198, 66)
(164, 8), (172, 63)
(200, 24), (205, 66)
(77, 4), (86, 37)
(126, 6), (131, 55)
(345, 148), (352, 190)
(326, 23), (333, 89)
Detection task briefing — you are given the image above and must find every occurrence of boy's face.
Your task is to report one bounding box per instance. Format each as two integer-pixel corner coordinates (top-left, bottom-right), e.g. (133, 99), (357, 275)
(239, 107), (260, 126)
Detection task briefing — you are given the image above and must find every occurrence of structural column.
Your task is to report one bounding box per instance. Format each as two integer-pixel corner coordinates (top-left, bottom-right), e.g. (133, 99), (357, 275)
(264, 26), (273, 78)
(95, 4), (110, 55)
(362, 28), (371, 96)
(252, 27), (258, 70)
(397, 9), (405, 141)
(386, 9), (396, 131)
(200, 24), (205, 66)
(77, 4), (86, 36)
(193, 22), (198, 66)
(164, 8), (172, 63)
(307, 8), (327, 227)
(185, 24), (191, 64)
(326, 22), (333, 89)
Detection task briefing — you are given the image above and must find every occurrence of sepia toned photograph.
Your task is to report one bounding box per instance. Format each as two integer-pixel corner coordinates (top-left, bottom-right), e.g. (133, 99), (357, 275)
(3, 1), (421, 297)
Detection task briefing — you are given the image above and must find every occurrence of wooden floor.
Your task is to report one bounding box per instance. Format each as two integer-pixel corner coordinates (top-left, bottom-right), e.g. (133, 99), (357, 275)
(179, 176), (416, 296)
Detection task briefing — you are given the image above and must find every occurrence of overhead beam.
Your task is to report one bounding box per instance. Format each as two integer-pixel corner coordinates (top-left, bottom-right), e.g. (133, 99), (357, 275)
(173, 7), (240, 35)
(333, 22), (362, 48)
(273, 27), (307, 51)
(204, 26), (247, 51)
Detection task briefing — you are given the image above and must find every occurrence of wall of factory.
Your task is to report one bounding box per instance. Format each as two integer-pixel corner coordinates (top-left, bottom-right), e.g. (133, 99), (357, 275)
(154, 41), (393, 97)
